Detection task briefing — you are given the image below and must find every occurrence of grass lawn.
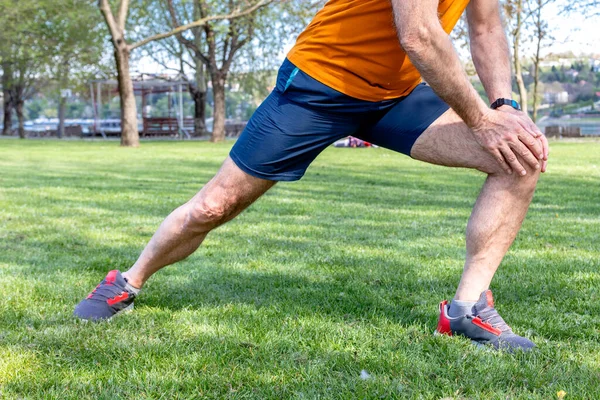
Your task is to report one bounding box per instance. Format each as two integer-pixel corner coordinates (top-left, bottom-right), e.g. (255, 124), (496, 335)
(0, 139), (599, 399)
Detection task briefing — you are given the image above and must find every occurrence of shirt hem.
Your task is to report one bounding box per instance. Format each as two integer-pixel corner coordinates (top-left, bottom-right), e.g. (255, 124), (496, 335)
(287, 53), (421, 102)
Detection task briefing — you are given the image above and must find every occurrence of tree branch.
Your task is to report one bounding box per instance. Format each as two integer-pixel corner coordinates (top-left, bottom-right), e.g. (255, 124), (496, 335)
(117, 0), (129, 32)
(165, 0), (182, 32)
(224, 35), (250, 72)
(178, 36), (211, 66)
(149, 50), (186, 77)
(223, 13), (256, 72)
(98, 0), (121, 41)
(165, 0), (211, 66)
(129, 0), (274, 51)
(222, 0), (235, 66)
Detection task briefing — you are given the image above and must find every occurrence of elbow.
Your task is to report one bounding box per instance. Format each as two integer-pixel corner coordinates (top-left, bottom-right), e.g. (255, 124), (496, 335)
(399, 24), (435, 54)
(469, 25), (503, 41)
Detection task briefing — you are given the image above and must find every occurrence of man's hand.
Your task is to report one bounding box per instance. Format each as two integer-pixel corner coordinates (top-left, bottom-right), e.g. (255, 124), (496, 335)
(497, 105), (549, 173)
(471, 109), (549, 175)
(466, 0), (549, 175)
(391, 0), (550, 176)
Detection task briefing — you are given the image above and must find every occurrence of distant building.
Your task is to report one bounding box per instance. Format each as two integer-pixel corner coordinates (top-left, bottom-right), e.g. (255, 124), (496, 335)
(565, 69), (579, 79)
(543, 91), (569, 104)
(539, 57), (600, 72)
(555, 91), (569, 104)
(539, 57), (578, 68)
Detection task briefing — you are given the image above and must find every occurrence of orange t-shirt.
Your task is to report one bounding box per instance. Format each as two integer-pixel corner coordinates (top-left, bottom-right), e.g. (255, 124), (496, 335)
(287, 0), (470, 102)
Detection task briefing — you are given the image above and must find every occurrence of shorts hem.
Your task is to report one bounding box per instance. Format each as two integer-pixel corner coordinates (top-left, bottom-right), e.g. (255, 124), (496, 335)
(229, 150), (304, 182)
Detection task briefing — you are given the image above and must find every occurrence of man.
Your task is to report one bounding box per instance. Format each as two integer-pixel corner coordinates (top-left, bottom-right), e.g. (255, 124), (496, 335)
(75, 0), (549, 351)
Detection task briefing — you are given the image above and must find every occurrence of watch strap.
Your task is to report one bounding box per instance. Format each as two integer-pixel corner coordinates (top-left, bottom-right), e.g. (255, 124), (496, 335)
(490, 98), (521, 111)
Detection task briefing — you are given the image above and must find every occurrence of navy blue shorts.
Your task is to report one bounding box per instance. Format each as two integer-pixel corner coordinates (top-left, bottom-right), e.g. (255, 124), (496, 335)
(230, 59), (450, 181)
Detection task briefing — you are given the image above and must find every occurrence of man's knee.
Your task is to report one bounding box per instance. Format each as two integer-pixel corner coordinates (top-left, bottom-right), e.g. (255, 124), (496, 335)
(487, 160), (541, 194)
(185, 193), (238, 231)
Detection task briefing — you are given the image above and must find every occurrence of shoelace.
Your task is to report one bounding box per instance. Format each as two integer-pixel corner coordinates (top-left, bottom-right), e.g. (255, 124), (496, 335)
(476, 305), (512, 333)
(88, 280), (131, 303)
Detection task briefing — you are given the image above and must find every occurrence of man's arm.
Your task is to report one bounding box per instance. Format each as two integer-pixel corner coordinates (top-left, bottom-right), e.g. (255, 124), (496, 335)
(467, 0), (548, 171)
(391, 0), (543, 176)
(467, 0), (512, 102)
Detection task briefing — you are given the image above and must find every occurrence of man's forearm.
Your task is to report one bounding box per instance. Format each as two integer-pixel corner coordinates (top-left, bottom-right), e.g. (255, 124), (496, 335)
(392, 0), (547, 175)
(395, 21), (489, 129)
(469, 20), (512, 102)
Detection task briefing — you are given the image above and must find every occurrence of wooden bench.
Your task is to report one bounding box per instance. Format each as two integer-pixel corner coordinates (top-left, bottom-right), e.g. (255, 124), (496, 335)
(142, 117), (194, 136)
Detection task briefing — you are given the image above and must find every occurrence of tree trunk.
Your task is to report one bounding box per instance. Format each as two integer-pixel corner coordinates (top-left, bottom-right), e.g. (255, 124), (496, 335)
(190, 61), (207, 137)
(532, 0), (543, 123)
(532, 51), (541, 123)
(513, 0), (528, 115)
(2, 64), (13, 136)
(114, 46), (139, 147)
(2, 93), (12, 136)
(58, 96), (66, 138)
(191, 5), (207, 137)
(15, 100), (25, 139)
(211, 73), (226, 142)
(190, 88), (207, 137)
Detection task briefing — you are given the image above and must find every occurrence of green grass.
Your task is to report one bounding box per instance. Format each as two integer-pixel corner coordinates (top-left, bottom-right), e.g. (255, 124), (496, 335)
(0, 139), (599, 399)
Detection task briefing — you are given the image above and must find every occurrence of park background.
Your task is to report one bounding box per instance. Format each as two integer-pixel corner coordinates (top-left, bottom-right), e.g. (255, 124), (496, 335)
(1, 0), (600, 399)
(1, 0), (600, 142)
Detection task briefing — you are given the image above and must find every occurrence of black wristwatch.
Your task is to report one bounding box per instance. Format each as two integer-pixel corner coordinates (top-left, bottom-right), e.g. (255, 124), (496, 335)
(490, 98), (521, 111)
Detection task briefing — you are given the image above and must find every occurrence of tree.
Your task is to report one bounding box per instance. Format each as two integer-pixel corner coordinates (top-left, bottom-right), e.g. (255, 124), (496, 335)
(157, 39), (210, 137)
(503, 0), (561, 118)
(530, 0), (553, 122)
(504, 0), (529, 115)
(97, 0), (272, 147)
(0, 0), (45, 138)
(0, 1), (20, 136)
(47, 2), (104, 138)
(143, 1), (210, 137)
(163, 0), (321, 142)
(2, 61), (14, 136)
(98, 0), (143, 147)
(165, 0), (268, 142)
(10, 61), (41, 138)
(0, 0), (101, 138)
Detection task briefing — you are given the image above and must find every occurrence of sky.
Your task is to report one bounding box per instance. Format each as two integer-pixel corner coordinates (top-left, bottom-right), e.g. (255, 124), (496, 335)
(541, 2), (600, 56)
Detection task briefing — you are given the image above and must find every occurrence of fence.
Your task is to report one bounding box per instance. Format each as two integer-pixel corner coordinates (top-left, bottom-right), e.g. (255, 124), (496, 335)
(538, 118), (600, 137)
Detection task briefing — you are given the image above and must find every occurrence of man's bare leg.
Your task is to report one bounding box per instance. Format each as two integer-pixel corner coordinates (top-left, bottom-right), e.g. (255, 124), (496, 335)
(122, 157), (275, 288)
(410, 109), (541, 302)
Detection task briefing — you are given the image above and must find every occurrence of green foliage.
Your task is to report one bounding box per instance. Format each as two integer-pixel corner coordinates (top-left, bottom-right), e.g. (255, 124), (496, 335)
(231, 0), (324, 71)
(25, 96), (93, 120)
(0, 0), (49, 93)
(225, 89), (257, 120)
(45, 0), (107, 92)
(1, 140), (600, 398)
(0, 0), (104, 89)
(25, 98), (50, 120)
(143, 0), (322, 103)
(0, 0), (107, 133)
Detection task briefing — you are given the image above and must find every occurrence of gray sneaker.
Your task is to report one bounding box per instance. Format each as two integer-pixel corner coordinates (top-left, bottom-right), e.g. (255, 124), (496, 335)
(435, 290), (536, 352)
(74, 270), (137, 321)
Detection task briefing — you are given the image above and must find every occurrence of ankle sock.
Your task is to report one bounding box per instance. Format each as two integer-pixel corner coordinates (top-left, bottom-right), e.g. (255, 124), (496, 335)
(448, 299), (476, 318)
(124, 279), (141, 295)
